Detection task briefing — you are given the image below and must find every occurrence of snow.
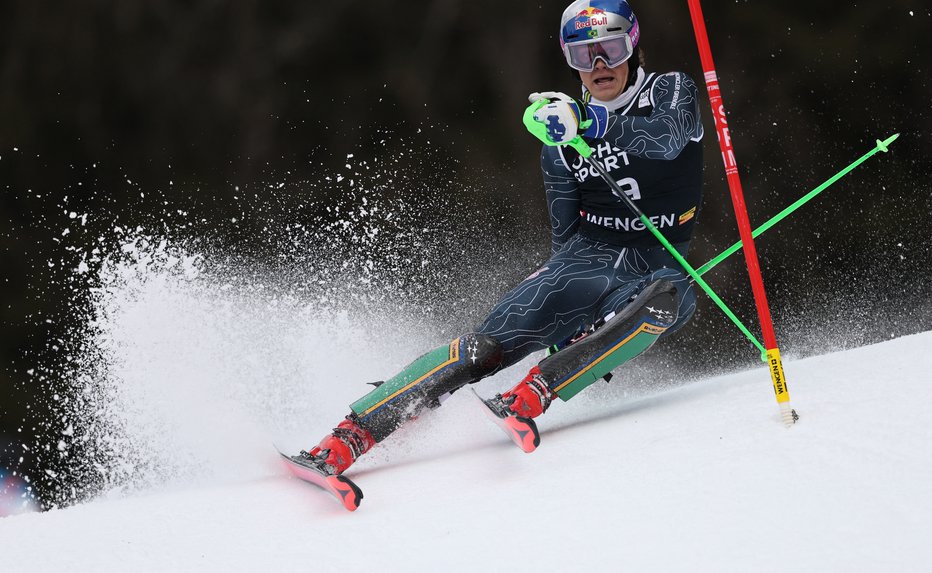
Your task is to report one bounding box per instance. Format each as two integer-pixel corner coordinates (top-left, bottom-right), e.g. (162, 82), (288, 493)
(3, 332), (931, 572)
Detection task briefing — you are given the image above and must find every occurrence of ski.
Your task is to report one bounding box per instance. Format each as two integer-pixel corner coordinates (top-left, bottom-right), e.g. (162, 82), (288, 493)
(278, 449), (363, 512)
(471, 388), (540, 453)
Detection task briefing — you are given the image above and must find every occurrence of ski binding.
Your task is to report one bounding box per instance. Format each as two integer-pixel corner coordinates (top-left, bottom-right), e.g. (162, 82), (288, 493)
(278, 449), (363, 512)
(471, 388), (540, 453)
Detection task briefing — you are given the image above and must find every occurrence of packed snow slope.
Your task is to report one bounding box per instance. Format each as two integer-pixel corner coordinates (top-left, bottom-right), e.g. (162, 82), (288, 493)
(4, 331), (932, 573)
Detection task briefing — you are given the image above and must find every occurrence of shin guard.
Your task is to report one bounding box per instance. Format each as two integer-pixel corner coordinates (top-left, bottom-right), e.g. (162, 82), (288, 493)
(350, 334), (503, 442)
(539, 279), (678, 401)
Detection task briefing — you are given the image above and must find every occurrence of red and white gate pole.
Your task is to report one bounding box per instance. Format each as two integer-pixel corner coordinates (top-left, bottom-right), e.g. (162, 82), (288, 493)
(686, 0), (797, 426)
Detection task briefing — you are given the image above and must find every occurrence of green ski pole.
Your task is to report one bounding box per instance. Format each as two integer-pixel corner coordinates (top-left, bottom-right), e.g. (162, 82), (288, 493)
(696, 134), (900, 276)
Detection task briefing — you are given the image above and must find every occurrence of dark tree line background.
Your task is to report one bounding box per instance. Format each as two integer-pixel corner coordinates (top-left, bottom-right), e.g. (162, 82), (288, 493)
(2, 1), (930, 506)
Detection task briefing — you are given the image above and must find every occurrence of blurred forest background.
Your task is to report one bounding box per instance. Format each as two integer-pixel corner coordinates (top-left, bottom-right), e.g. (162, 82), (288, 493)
(1, 0), (930, 507)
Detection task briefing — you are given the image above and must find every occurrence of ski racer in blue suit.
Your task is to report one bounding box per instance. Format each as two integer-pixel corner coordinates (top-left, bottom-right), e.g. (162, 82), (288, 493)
(298, 0), (705, 476)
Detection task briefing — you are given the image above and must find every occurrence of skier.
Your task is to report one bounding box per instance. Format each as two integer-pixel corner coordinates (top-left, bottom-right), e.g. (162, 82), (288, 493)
(297, 0), (705, 476)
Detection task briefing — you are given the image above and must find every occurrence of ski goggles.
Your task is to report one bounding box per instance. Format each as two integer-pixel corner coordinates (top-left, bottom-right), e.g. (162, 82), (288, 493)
(563, 34), (635, 72)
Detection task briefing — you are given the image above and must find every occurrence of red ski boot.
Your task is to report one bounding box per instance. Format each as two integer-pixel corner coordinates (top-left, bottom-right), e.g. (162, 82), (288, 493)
(501, 366), (555, 419)
(472, 366), (554, 453)
(307, 416), (376, 475)
(280, 416), (374, 511)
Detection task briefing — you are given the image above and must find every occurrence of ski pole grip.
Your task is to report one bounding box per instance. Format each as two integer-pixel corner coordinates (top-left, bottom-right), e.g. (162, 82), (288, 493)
(567, 136), (593, 158)
(522, 99), (593, 157)
(523, 99), (551, 144)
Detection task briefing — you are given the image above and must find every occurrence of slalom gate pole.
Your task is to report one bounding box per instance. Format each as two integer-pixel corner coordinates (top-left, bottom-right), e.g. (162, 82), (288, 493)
(687, 0), (796, 426)
(696, 134), (900, 277)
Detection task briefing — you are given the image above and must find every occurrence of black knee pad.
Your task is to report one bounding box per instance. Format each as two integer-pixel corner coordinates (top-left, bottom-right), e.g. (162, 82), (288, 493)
(460, 333), (505, 380)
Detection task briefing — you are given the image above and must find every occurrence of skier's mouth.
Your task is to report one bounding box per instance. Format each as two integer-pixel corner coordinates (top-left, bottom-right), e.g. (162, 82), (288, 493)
(593, 76), (615, 87)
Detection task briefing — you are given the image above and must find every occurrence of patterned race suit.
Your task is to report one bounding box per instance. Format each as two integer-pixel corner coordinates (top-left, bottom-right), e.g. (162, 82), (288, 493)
(348, 68), (706, 441)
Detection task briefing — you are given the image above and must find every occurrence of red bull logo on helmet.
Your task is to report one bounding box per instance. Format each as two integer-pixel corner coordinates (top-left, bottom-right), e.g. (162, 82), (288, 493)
(574, 7), (608, 30)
